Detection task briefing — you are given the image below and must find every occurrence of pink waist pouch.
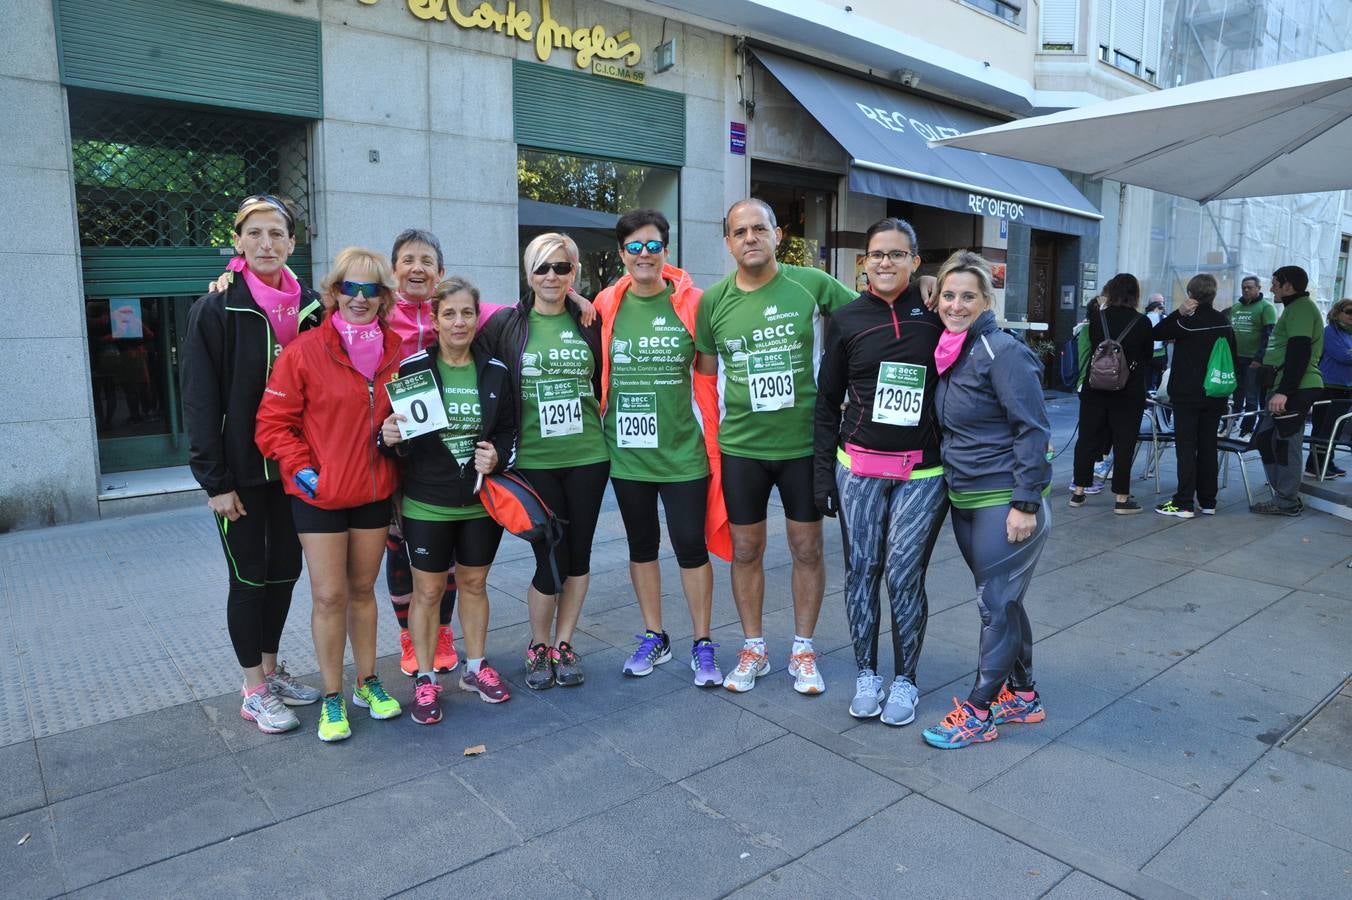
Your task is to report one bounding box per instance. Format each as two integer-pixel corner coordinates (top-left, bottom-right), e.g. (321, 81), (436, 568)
(844, 443), (922, 480)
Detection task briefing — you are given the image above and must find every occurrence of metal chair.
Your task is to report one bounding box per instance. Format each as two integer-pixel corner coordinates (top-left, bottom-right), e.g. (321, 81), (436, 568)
(1134, 398), (1176, 494)
(1303, 399), (1352, 481)
(1216, 411), (1263, 505)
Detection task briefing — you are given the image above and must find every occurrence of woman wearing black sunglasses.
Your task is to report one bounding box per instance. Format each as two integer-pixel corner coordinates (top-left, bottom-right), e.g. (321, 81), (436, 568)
(183, 194), (325, 736)
(479, 232), (607, 690)
(256, 247), (404, 742)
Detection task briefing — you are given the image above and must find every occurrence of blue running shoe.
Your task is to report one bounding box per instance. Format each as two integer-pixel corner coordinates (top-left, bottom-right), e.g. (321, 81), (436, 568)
(691, 639), (723, 687)
(922, 698), (998, 750)
(990, 686), (1046, 725)
(623, 630), (671, 677)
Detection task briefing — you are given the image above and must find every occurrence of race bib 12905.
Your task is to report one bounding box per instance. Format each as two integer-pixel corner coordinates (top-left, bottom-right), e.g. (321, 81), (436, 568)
(872, 362), (925, 427)
(747, 349), (794, 412)
(536, 378), (583, 438)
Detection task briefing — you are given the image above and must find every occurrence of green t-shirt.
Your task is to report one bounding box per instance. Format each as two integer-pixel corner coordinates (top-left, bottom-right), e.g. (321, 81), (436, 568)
(603, 286), (708, 482)
(1228, 298), (1278, 359)
(402, 494), (487, 522)
(517, 308), (607, 469)
(695, 264), (855, 460)
(401, 358), (487, 523)
(1266, 295), (1324, 391)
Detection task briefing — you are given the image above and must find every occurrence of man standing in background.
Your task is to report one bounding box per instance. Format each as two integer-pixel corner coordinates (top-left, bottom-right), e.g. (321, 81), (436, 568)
(1228, 275), (1278, 435)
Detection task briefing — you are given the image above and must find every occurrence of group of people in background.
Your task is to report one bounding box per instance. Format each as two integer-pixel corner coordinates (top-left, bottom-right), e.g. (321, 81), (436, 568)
(1067, 264), (1347, 520)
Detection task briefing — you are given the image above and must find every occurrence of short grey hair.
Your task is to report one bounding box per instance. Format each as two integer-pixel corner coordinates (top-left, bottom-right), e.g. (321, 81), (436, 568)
(391, 229), (445, 271)
(724, 198), (777, 236)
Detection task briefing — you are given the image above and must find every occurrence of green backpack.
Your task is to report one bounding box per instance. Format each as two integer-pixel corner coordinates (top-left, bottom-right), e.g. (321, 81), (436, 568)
(1204, 338), (1237, 398)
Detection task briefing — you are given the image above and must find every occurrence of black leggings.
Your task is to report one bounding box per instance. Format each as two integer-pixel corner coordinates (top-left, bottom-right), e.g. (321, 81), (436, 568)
(519, 461), (611, 593)
(951, 502), (1049, 709)
(217, 481), (302, 669)
(611, 476), (709, 568)
(1073, 396), (1144, 495)
(386, 518), (455, 628)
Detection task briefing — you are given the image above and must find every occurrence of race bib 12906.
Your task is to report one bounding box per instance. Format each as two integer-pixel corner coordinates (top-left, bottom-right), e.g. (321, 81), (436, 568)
(872, 362), (925, 427)
(747, 349), (794, 412)
(616, 392), (659, 448)
(536, 378), (583, 438)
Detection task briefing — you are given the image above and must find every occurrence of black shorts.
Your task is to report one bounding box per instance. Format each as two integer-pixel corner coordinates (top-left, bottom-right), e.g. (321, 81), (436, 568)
(400, 514), (504, 572)
(290, 496), (391, 534)
(721, 453), (820, 525)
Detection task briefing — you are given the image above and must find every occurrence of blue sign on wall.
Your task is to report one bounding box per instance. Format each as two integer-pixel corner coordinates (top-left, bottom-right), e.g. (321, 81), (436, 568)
(730, 121), (746, 155)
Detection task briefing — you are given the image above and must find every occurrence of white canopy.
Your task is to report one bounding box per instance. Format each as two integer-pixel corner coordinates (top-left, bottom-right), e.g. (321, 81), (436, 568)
(932, 51), (1352, 203)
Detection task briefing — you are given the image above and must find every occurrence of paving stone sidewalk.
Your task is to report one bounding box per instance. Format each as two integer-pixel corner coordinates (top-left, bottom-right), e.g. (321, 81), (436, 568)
(2, 397), (1350, 898)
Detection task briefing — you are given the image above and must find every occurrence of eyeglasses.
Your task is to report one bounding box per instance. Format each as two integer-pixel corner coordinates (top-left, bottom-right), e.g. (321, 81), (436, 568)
(865, 250), (915, 263)
(622, 239), (666, 256)
(338, 281), (382, 299)
(532, 261), (574, 276)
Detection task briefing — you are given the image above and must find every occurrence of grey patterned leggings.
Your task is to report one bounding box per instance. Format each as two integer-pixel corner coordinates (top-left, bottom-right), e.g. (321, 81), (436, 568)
(834, 464), (949, 681)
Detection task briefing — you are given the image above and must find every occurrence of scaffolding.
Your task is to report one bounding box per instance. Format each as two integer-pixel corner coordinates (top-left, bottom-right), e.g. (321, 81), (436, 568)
(1146, 0), (1352, 310)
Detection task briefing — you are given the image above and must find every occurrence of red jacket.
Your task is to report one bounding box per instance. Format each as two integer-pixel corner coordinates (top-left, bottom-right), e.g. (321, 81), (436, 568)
(594, 264), (730, 562)
(255, 317), (402, 510)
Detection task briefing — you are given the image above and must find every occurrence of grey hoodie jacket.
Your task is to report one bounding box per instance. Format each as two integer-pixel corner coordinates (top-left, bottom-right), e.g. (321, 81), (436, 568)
(934, 310), (1052, 505)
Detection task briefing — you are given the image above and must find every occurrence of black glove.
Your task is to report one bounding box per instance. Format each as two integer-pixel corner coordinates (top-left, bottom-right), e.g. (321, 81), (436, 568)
(814, 487), (839, 518)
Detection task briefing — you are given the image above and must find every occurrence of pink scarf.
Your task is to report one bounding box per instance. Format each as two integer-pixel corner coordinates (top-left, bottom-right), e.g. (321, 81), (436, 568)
(331, 312), (385, 381)
(935, 329), (967, 375)
(229, 255), (302, 348)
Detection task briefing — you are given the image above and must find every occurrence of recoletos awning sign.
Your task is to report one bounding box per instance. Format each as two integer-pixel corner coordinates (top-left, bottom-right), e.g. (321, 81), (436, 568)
(755, 51), (1101, 237)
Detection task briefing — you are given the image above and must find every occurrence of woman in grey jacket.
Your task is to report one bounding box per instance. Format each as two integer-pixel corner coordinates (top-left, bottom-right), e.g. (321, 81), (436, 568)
(923, 251), (1052, 750)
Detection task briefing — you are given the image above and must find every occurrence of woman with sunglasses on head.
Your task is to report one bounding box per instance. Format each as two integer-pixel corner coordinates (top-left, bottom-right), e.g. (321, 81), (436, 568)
(379, 277), (518, 724)
(183, 194), (325, 735)
(256, 248), (404, 742)
(479, 233), (607, 690)
(922, 251), (1051, 750)
(813, 217), (948, 728)
(594, 209), (729, 687)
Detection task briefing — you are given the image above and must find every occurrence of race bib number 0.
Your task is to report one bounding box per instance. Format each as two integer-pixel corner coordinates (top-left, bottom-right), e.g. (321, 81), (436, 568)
(384, 371), (450, 439)
(872, 362), (925, 427)
(616, 393), (658, 449)
(537, 378), (583, 438)
(747, 350), (794, 412)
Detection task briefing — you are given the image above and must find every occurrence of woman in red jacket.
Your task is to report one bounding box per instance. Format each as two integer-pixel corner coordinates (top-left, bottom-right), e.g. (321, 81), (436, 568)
(256, 247), (403, 742)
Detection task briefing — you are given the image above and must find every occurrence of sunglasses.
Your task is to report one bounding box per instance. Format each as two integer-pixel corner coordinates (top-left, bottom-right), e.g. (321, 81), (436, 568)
(338, 281), (382, 299)
(622, 239), (666, 255)
(237, 194), (294, 223)
(532, 261), (574, 276)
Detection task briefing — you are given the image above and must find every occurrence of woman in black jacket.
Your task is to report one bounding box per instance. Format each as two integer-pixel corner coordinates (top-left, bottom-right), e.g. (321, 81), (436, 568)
(478, 233), (607, 690)
(380, 277), (517, 724)
(1152, 274), (1237, 517)
(1069, 273), (1154, 513)
(182, 194), (324, 734)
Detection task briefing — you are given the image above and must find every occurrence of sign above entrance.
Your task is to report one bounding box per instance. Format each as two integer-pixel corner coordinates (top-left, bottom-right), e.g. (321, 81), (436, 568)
(388, 0), (641, 70)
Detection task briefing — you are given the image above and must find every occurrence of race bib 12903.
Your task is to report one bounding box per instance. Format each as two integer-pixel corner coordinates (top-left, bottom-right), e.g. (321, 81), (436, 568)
(747, 350), (794, 412)
(872, 362), (925, 427)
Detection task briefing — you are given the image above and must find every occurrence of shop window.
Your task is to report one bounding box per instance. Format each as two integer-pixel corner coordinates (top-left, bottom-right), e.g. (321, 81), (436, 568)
(517, 148), (679, 298)
(960, 0), (1024, 27)
(751, 164), (839, 277)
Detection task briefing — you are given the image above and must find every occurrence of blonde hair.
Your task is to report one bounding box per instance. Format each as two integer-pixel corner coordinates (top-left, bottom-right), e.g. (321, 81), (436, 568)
(1329, 297), (1352, 325)
(522, 232), (580, 281)
(936, 250), (996, 306)
(233, 196), (296, 237)
(320, 247), (398, 318)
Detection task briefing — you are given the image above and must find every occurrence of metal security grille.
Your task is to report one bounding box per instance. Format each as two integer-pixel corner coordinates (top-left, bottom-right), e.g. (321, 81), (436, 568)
(69, 91), (311, 249)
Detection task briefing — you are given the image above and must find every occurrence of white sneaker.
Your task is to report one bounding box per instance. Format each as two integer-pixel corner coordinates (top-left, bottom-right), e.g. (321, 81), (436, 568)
(240, 684), (300, 734)
(723, 646), (769, 692)
(849, 669), (885, 718)
(880, 676), (918, 726)
(789, 650), (825, 695)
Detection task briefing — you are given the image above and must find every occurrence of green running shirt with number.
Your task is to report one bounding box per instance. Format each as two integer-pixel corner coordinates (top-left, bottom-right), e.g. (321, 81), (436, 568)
(402, 358), (488, 523)
(695, 264), (856, 459)
(603, 286), (708, 482)
(517, 308), (607, 469)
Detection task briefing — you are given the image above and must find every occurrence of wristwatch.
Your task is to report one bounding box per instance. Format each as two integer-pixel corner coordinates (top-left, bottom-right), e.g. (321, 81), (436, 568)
(1010, 500), (1040, 514)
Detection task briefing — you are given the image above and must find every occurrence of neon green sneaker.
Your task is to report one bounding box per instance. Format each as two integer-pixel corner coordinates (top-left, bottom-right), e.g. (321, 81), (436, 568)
(352, 675), (402, 720)
(317, 694), (351, 742)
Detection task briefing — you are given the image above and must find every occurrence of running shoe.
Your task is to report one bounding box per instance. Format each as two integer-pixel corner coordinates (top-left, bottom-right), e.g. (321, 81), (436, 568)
(1198, 504), (1217, 516)
(459, 664), (511, 703)
(554, 642), (585, 686)
(723, 646), (769, 693)
(623, 630), (671, 677)
(317, 694), (351, 743)
(525, 642), (555, 690)
(1092, 458), (1113, 481)
(240, 682), (300, 734)
(351, 675), (402, 719)
(880, 676), (918, 726)
(1067, 493), (1086, 509)
(1113, 498), (1142, 515)
(789, 650), (825, 695)
(1084, 480), (1105, 495)
(1154, 500), (1195, 519)
(411, 674), (442, 725)
(434, 623), (459, 673)
(849, 669), (885, 719)
(399, 629), (417, 677)
(922, 699), (998, 750)
(990, 686), (1046, 725)
(1250, 499), (1302, 517)
(266, 661), (321, 706)
(691, 639), (723, 688)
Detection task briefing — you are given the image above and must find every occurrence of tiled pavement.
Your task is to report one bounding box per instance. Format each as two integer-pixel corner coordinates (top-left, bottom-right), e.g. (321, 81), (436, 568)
(2, 396), (1351, 898)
